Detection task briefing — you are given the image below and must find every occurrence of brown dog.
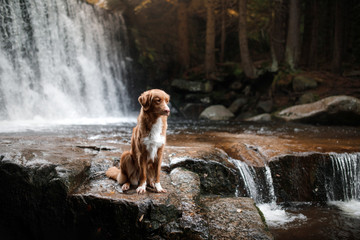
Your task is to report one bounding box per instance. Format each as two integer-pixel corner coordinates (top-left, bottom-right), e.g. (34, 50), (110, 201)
(106, 89), (170, 194)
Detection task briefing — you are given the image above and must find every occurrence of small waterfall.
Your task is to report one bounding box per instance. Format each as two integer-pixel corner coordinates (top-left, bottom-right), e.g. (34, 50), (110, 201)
(326, 153), (360, 201)
(230, 158), (307, 227)
(0, 0), (130, 121)
(229, 158), (276, 203)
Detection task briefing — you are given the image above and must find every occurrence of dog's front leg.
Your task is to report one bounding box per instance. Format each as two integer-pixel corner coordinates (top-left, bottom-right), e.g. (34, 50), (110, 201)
(136, 157), (147, 194)
(153, 147), (167, 193)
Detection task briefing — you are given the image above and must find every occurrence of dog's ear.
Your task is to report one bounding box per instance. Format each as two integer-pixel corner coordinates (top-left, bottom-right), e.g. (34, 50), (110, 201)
(138, 91), (152, 111)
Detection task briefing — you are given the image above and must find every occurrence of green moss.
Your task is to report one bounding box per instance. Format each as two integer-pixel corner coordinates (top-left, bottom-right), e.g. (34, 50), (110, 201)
(254, 203), (270, 232)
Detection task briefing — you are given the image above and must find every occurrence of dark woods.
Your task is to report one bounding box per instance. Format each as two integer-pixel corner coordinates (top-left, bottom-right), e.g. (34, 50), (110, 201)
(112, 0), (360, 80)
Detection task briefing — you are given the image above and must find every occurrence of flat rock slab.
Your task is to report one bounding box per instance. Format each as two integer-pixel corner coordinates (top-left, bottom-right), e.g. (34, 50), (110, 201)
(201, 197), (273, 240)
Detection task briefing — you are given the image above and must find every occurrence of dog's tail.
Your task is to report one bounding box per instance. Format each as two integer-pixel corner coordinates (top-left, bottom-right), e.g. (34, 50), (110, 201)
(106, 151), (133, 183)
(106, 167), (121, 182)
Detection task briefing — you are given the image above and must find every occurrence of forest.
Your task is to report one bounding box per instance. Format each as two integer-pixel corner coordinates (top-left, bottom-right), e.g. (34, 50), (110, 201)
(87, 0), (360, 120)
(103, 0), (360, 79)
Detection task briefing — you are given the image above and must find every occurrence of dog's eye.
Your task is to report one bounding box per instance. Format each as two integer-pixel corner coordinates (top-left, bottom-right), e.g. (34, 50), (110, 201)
(155, 98), (161, 103)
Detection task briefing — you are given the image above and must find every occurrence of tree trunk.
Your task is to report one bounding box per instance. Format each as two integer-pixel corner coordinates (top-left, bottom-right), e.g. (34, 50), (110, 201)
(177, 0), (190, 69)
(205, 0), (216, 75)
(285, 0), (301, 70)
(270, 0), (288, 71)
(331, 0), (343, 74)
(220, 0), (228, 63)
(301, 0), (319, 69)
(308, 0), (319, 69)
(238, 0), (256, 79)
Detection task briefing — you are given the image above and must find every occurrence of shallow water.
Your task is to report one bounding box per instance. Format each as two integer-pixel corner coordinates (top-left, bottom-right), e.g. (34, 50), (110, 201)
(267, 201), (360, 240)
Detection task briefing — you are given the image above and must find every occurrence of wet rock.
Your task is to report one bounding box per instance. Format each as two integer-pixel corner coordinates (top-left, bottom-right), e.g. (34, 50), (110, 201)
(171, 79), (213, 93)
(170, 168), (209, 239)
(269, 153), (332, 202)
(257, 100), (273, 113)
(274, 95), (360, 125)
(200, 197), (273, 240)
(199, 105), (235, 121)
(244, 113), (272, 122)
(292, 75), (318, 92)
(169, 156), (238, 196)
(0, 151), (91, 240)
(228, 98), (247, 113)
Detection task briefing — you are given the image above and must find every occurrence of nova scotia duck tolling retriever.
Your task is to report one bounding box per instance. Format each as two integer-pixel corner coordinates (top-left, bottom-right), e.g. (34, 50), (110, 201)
(106, 89), (170, 194)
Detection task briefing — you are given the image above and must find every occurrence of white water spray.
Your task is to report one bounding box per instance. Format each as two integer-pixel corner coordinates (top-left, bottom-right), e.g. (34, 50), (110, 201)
(0, 0), (130, 121)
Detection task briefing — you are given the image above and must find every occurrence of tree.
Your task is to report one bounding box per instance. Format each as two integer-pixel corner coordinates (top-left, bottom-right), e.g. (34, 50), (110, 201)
(238, 0), (256, 78)
(300, 0), (319, 69)
(205, 0), (216, 75)
(331, 0), (343, 74)
(270, 0), (288, 71)
(177, 0), (190, 68)
(285, 0), (301, 70)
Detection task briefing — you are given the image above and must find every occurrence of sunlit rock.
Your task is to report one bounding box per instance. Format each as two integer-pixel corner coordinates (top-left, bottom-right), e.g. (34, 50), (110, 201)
(275, 95), (360, 125)
(199, 105), (235, 120)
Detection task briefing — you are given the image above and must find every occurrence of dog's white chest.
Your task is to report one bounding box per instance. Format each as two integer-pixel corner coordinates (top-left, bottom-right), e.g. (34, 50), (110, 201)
(143, 118), (165, 161)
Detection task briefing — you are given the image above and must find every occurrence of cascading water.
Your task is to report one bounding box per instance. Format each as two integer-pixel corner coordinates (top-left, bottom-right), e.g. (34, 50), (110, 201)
(326, 153), (360, 217)
(231, 152), (360, 229)
(0, 0), (130, 121)
(230, 158), (276, 203)
(229, 158), (307, 227)
(326, 153), (360, 201)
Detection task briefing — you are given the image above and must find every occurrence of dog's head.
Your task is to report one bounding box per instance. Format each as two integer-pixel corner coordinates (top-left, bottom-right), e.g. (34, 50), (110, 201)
(138, 89), (170, 116)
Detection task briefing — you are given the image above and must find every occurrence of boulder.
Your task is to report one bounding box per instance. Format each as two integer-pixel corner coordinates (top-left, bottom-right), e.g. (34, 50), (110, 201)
(244, 113), (272, 122)
(292, 75), (318, 92)
(228, 98), (247, 113)
(257, 100), (273, 113)
(199, 105), (235, 121)
(171, 79), (213, 93)
(274, 95), (360, 125)
(298, 92), (317, 104)
(169, 156), (239, 196)
(0, 133), (272, 240)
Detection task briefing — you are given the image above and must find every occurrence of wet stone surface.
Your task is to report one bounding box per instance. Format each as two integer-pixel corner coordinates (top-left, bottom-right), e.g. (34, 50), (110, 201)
(0, 121), (359, 239)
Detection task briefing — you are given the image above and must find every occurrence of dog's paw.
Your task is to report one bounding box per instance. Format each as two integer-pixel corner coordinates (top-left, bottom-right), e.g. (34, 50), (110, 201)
(122, 183), (130, 191)
(136, 182), (147, 194)
(154, 182), (167, 193)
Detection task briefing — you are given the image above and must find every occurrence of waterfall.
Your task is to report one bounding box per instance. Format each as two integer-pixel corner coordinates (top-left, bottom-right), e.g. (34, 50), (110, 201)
(229, 158), (276, 203)
(230, 158), (307, 227)
(0, 0), (130, 121)
(326, 153), (360, 201)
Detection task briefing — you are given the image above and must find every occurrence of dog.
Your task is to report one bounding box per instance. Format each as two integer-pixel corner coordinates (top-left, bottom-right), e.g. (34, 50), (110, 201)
(106, 89), (170, 194)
